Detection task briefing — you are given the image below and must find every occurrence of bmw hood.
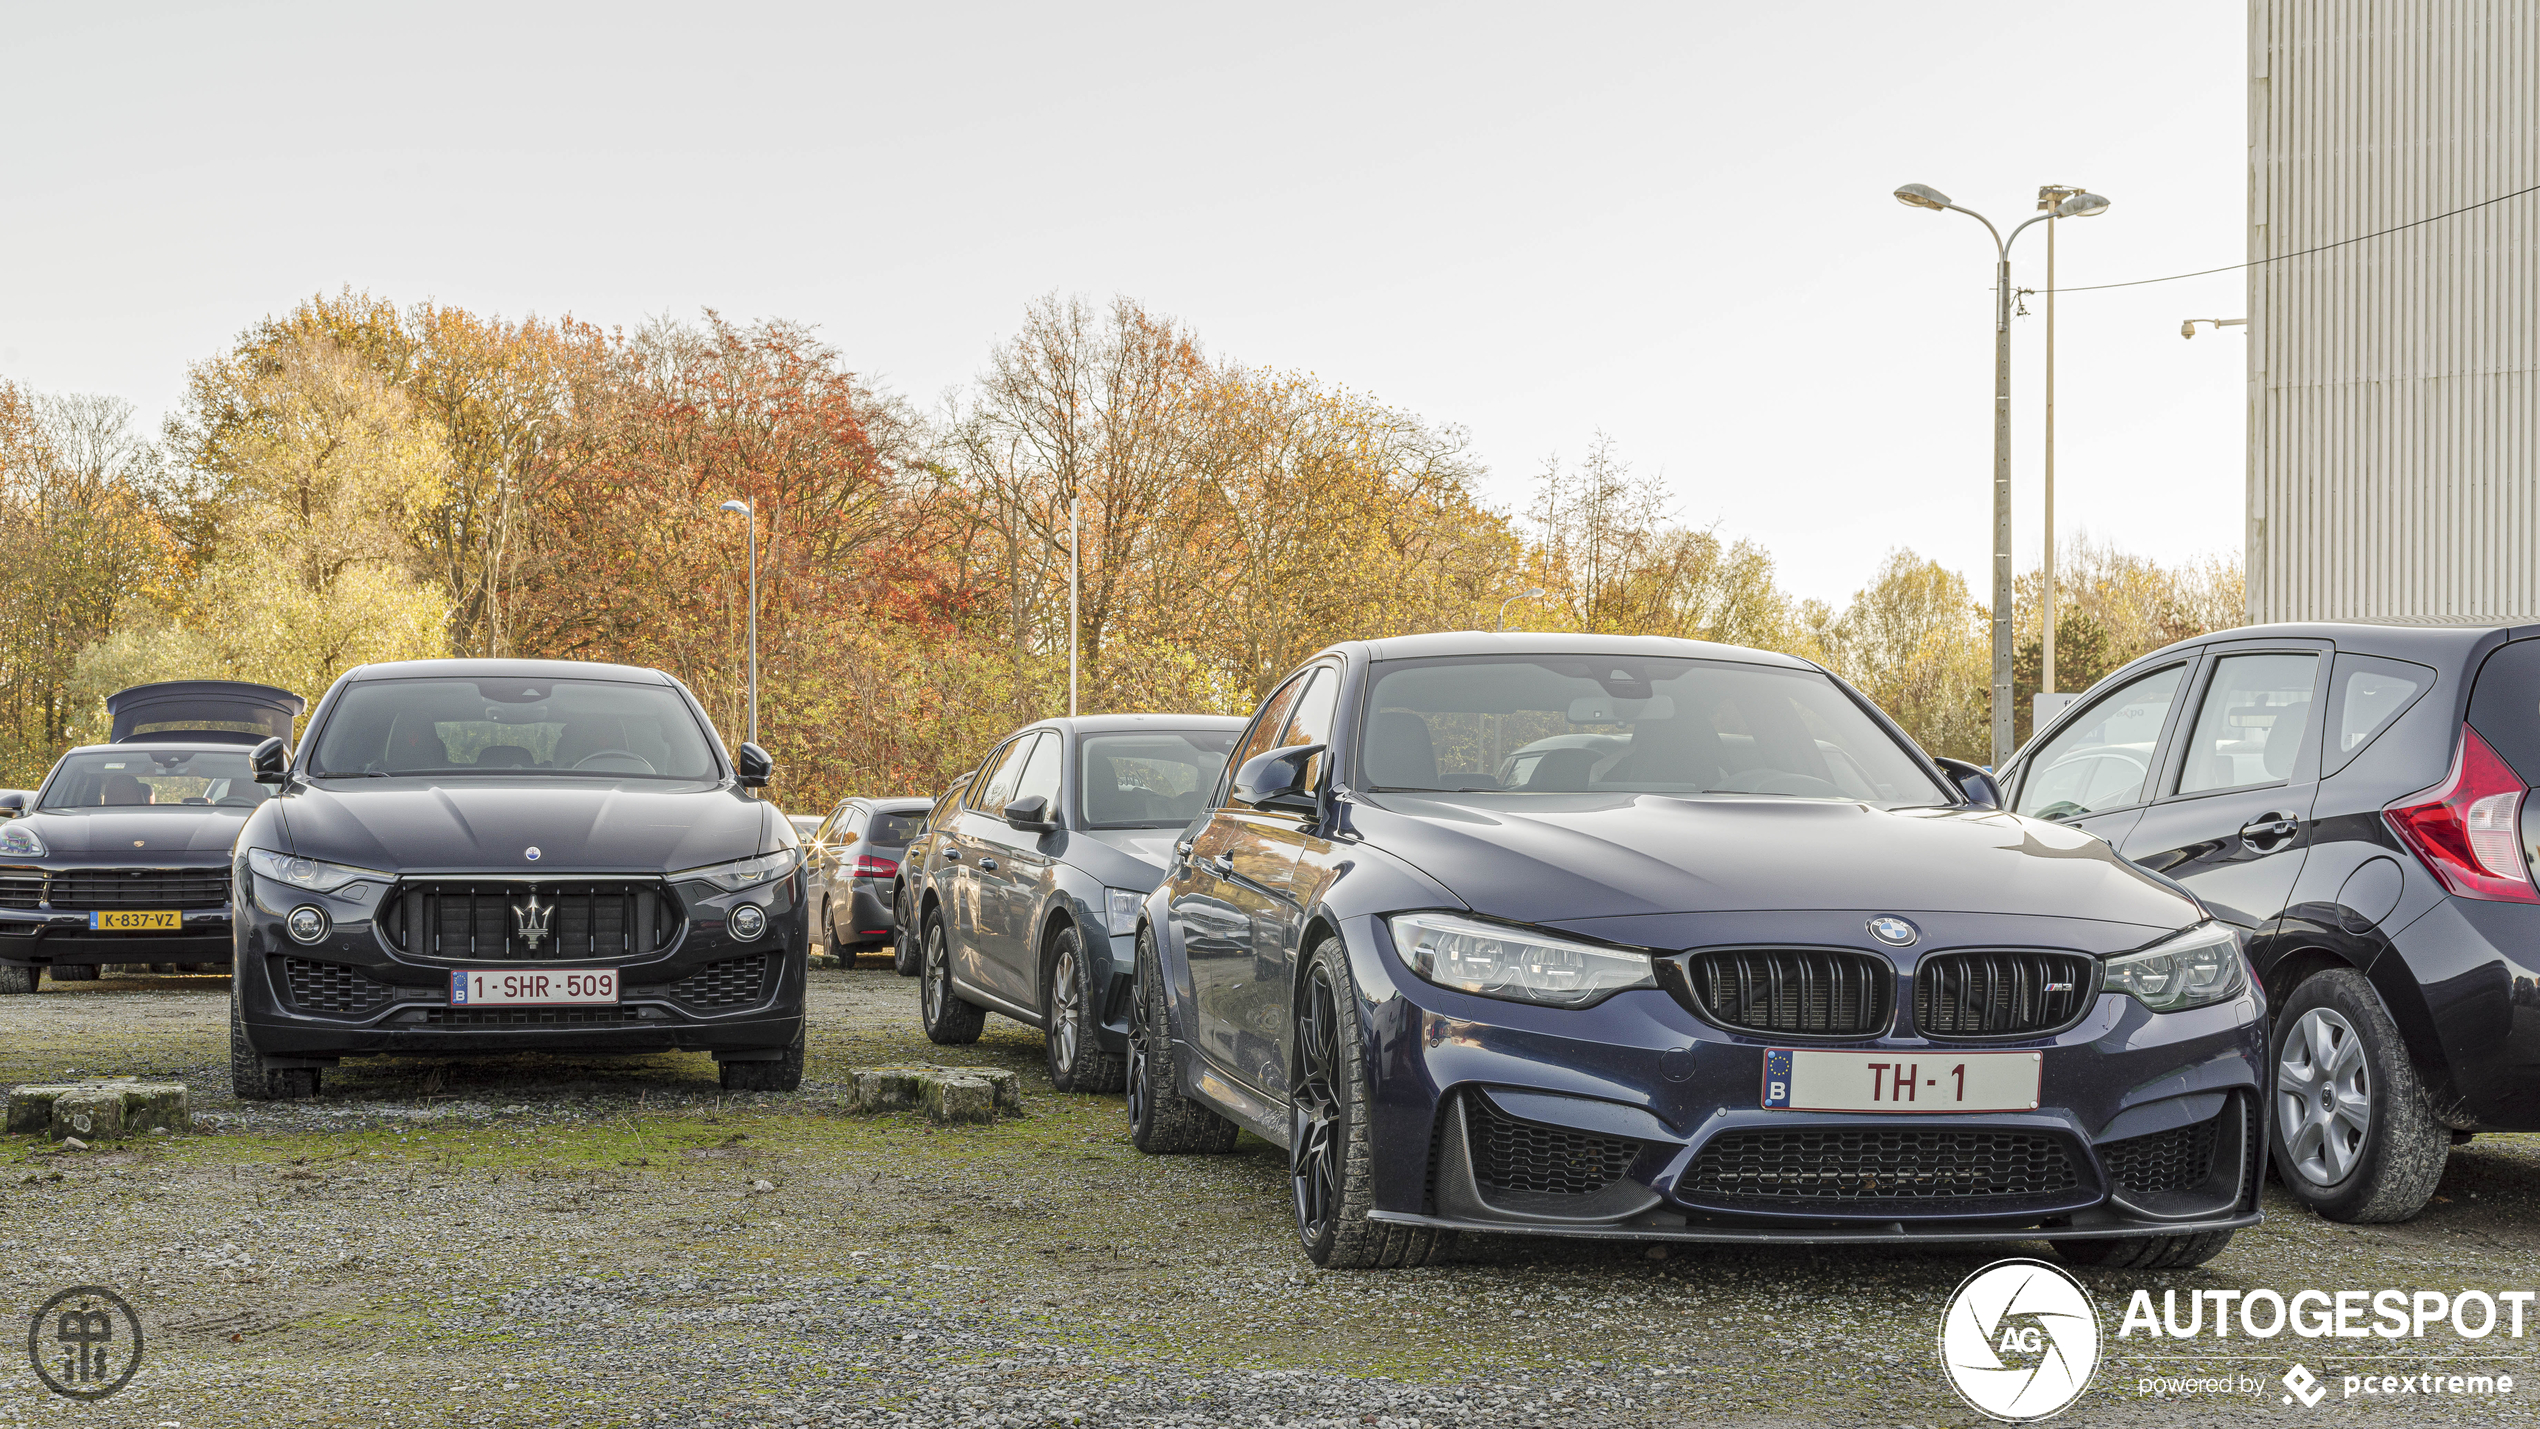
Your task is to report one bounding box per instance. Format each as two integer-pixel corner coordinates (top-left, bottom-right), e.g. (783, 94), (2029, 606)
(1352, 794), (2196, 932)
(272, 777), (772, 874)
(12, 807), (250, 860)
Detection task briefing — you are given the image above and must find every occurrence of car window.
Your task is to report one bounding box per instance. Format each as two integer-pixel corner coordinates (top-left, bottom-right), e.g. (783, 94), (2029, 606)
(869, 810), (927, 845)
(1361, 655), (1949, 808)
(2175, 653), (2322, 795)
(971, 734), (1038, 817)
(306, 676), (721, 779)
(37, 749), (270, 809)
(929, 777), (970, 830)
(1080, 730), (1242, 828)
(2325, 654), (2434, 777)
(1219, 676), (1310, 806)
(1282, 667), (1341, 792)
(2013, 664), (2187, 820)
(1009, 733), (1063, 813)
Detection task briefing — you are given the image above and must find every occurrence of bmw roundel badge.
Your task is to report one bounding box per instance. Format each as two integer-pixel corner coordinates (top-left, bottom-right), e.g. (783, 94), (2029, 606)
(1868, 916), (1918, 947)
(524, 846), (542, 862)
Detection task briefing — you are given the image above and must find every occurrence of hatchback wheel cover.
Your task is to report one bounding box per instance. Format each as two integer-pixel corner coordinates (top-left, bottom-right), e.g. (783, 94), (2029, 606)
(1051, 944), (1082, 1071)
(1125, 958), (1152, 1126)
(1290, 964), (1343, 1245)
(922, 927), (947, 1023)
(2279, 1006), (2371, 1186)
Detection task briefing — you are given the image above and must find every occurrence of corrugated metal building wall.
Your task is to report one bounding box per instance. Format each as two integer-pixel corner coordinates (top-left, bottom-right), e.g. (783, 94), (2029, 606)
(2248, 0), (2540, 621)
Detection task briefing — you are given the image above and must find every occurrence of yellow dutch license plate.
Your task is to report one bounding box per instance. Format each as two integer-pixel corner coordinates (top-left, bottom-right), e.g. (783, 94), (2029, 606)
(90, 910), (182, 932)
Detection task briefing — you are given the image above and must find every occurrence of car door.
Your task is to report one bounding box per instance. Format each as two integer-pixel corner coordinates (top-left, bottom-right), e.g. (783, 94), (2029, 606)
(971, 730), (1063, 1008)
(810, 801), (855, 935)
(2119, 643), (2333, 935)
(1222, 663), (1343, 1092)
(950, 736), (1030, 992)
(2008, 658), (2199, 851)
(1172, 674), (1309, 1084)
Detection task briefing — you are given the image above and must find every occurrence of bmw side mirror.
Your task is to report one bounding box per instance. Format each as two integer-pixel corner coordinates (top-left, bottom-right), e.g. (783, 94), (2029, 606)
(0, 791), (24, 818)
(1232, 744), (1323, 812)
(1933, 756), (2002, 810)
(735, 743), (775, 789)
(1003, 794), (1058, 832)
(250, 737), (289, 786)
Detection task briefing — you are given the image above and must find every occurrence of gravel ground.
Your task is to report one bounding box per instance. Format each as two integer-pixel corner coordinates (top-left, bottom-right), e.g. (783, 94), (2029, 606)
(2, 964), (2538, 1428)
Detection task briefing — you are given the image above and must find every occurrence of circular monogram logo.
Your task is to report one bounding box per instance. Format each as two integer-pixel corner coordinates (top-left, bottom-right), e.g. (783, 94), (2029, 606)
(26, 1285), (144, 1401)
(524, 846), (541, 862)
(1938, 1259), (2100, 1422)
(1868, 915), (1919, 947)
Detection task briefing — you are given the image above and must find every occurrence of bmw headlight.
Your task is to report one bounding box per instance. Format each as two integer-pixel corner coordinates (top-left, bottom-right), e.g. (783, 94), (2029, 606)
(0, 823), (44, 858)
(1389, 911), (1657, 1008)
(1105, 888), (1143, 937)
(2103, 921), (2248, 1012)
(247, 848), (385, 894)
(677, 848), (802, 892)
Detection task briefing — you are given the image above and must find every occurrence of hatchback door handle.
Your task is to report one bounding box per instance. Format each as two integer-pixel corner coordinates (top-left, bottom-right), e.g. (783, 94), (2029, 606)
(1201, 854), (1233, 877)
(942, 848), (961, 860)
(2239, 814), (2300, 850)
(978, 857), (999, 872)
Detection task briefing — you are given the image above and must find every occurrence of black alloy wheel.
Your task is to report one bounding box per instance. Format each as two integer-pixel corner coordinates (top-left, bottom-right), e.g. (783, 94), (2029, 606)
(1043, 925), (1124, 1093)
(1126, 926), (1239, 1154)
(918, 912), (985, 1045)
(1287, 938), (1451, 1269)
(1291, 960), (1346, 1253)
(891, 884), (922, 977)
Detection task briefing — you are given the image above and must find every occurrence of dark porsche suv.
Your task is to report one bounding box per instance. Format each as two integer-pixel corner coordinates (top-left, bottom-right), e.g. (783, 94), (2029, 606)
(228, 659), (807, 1099)
(1999, 619), (2540, 1224)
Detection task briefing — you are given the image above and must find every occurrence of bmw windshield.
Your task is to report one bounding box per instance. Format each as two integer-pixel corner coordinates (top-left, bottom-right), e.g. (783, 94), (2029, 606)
(1361, 655), (1950, 808)
(306, 677), (722, 779)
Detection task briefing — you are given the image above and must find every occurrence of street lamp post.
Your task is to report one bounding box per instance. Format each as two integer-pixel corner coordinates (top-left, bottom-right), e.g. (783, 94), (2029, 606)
(1893, 182), (2109, 766)
(1497, 587), (1546, 631)
(2035, 182), (2093, 707)
(717, 499), (758, 749)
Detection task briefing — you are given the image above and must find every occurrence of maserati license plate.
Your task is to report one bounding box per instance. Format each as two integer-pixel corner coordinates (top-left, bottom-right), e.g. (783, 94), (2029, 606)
(449, 969), (619, 1006)
(91, 910), (181, 931)
(1762, 1049), (2041, 1113)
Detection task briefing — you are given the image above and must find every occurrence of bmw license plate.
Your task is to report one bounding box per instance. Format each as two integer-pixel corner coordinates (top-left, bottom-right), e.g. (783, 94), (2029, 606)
(449, 969), (619, 1006)
(1762, 1049), (2040, 1113)
(91, 910), (182, 931)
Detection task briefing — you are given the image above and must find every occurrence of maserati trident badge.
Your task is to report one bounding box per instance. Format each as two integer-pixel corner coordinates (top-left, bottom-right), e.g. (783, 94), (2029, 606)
(512, 892), (553, 950)
(1868, 916), (1919, 947)
(524, 846), (542, 862)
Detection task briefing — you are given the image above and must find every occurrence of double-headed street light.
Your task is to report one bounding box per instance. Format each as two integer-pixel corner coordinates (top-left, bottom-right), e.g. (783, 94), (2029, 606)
(1894, 181), (2110, 767)
(716, 499), (758, 750)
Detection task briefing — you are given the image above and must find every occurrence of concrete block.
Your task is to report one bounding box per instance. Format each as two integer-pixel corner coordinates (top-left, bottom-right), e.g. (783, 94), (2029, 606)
(847, 1065), (1019, 1121)
(7, 1081), (190, 1139)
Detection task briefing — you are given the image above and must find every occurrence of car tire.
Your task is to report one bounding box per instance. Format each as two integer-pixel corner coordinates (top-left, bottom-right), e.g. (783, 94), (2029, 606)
(1043, 924), (1124, 1093)
(918, 911), (986, 1045)
(720, 1024), (805, 1094)
(1290, 936), (1453, 1270)
(48, 964), (97, 983)
(892, 885), (922, 978)
(2270, 968), (2449, 1224)
(0, 965), (36, 995)
(817, 898), (835, 962)
(2050, 1230), (2235, 1270)
(230, 1000), (319, 1101)
(1127, 926), (1240, 1154)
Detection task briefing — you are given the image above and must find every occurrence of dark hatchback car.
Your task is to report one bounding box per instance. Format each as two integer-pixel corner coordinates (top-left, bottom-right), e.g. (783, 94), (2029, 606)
(911, 715), (1245, 1090)
(228, 659), (807, 1100)
(0, 681), (305, 991)
(1999, 618), (2540, 1224)
(805, 796), (931, 961)
(889, 774), (971, 978)
(1132, 633), (2267, 1270)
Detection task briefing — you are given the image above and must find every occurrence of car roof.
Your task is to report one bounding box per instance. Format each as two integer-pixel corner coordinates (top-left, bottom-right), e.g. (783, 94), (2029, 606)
(51, 743), (251, 760)
(342, 658), (676, 684)
(1353, 630), (1820, 669)
(838, 796), (934, 812)
(1012, 713), (1250, 736)
(2123, 619), (2540, 670)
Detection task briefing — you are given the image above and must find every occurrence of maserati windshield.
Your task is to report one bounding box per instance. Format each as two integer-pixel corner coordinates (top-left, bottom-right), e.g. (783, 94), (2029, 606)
(307, 678), (722, 779)
(1361, 655), (1949, 808)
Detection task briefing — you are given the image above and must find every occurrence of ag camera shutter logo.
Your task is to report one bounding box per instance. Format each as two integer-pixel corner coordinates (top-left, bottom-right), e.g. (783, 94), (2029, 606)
(1939, 1258), (2102, 1421)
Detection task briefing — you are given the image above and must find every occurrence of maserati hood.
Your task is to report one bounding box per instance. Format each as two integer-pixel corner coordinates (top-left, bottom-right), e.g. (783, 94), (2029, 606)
(1352, 793), (2196, 931)
(273, 776), (771, 874)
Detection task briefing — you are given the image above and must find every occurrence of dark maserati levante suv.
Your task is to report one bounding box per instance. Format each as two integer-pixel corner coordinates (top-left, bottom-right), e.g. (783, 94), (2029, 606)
(0, 681), (306, 990)
(228, 659), (806, 1099)
(1130, 633), (2266, 1269)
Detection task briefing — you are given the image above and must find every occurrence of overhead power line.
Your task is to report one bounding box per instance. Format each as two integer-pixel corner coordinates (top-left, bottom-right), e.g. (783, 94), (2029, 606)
(2037, 180), (2540, 294)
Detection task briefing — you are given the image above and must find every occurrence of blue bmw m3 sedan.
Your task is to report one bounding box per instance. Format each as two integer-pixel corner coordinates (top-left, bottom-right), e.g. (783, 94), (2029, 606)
(1127, 633), (2267, 1269)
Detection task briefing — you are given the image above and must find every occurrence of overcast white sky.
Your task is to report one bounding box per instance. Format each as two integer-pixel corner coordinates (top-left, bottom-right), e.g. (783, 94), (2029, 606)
(1, 1), (2248, 607)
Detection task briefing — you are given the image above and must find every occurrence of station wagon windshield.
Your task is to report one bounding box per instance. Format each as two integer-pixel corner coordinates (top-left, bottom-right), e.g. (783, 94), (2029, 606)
(307, 678), (721, 779)
(1362, 656), (1949, 808)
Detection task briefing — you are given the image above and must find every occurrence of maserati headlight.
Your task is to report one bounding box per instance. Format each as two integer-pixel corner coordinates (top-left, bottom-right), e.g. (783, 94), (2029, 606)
(1389, 911), (1657, 1008)
(2103, 921), (2248, 1012)
(246, 848), (386, 894)
(677, 848), (802, 892)
(0, 823), (44, 858)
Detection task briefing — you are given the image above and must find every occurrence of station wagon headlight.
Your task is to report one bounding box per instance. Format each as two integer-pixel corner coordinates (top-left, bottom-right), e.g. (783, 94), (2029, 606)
(1389, 911), (1657, 1009)
(1105, 888), (1143, 937)
(246, 848), (385, 894)
(0, 823), (43, 858)
(2103, 921), (2247, 1012)
(678, 848), (802, 892)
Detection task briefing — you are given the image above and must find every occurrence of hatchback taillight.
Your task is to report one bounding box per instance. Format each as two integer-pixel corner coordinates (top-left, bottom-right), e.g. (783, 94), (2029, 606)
(852, 854), (899, 879)
(2385, 726), (2538, 903)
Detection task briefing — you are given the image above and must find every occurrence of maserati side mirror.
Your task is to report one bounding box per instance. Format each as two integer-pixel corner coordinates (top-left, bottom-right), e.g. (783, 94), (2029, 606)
(250, 737), (289, 786)
(1003, 794), (1058, 832)
(1232, 744), (1324, 813)
(1933, 756), (2002, 810)
(735, 742), (775, 789)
